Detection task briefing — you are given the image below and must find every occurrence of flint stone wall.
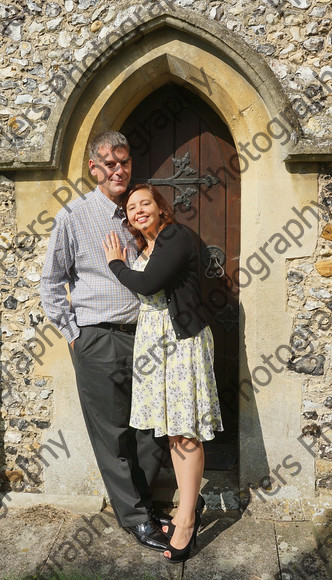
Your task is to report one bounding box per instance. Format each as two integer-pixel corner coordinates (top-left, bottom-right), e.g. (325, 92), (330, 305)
(1, 173), (53, 493)
(0, 0), (331, 501)
(0, 0), (331, 162)
(285, 167), (332, 496)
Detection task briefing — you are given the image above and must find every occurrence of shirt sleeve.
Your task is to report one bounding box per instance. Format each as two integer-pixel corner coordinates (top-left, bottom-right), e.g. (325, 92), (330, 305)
(40, 212), (80, 343)
(108, 224), (190, 295)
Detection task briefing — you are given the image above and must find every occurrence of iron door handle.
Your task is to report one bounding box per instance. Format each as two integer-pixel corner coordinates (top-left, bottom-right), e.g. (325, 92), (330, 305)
(203, 246), (225, 278)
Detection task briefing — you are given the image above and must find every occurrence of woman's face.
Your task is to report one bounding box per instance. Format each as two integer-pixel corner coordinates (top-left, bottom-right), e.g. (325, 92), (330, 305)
(126, 189), (162, 237)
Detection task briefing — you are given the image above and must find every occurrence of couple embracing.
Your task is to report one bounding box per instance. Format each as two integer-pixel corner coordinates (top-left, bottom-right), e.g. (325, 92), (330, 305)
(41, 131), (222, 563)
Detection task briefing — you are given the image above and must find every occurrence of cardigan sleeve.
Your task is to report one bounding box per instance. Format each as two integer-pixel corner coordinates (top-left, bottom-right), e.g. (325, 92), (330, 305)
(108, 224), (190, 295)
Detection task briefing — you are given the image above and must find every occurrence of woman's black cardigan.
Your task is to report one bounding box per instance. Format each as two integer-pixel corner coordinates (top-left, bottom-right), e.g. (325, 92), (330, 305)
(108, 223), (208, 340)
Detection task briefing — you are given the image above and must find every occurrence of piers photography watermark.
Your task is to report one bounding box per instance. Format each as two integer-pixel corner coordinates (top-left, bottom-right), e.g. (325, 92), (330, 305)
(0, 3), (331, 551)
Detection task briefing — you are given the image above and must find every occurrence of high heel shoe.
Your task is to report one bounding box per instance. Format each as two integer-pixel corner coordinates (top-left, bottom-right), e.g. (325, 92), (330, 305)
(163, 520), (176, 538)
(196, 493), (205, 517)
(162, 494), (205, 538)
(163, 512), (199, 563)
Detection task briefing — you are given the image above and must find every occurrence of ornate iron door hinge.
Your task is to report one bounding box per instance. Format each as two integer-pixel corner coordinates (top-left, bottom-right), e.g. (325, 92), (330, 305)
(148, 152), (220, 210)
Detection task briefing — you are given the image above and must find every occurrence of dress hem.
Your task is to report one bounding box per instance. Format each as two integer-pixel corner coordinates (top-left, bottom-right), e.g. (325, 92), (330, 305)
(129, 423), (224, 442)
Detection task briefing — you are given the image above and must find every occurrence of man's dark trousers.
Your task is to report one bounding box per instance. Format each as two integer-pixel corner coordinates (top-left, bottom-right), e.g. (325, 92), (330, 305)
(70, 324), (165, 527)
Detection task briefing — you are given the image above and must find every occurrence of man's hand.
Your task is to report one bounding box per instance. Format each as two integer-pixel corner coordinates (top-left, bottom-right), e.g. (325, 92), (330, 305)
(102, 231), (127, 264)
(70, 340), (75, 350)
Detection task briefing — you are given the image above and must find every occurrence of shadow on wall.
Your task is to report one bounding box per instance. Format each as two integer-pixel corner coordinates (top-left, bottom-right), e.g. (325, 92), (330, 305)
(0, 316), (13, 517)
(238, 302), (270, 503)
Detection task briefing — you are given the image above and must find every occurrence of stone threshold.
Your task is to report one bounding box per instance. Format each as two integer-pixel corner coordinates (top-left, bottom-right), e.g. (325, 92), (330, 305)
(1, 468), (329, 521)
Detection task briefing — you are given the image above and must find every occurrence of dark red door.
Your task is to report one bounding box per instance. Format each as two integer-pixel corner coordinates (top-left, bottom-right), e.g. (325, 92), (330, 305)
(121, 84), (240, 468)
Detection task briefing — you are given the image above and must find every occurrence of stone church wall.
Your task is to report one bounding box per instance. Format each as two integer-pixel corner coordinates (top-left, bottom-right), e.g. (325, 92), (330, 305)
(0, 0), (331, 503)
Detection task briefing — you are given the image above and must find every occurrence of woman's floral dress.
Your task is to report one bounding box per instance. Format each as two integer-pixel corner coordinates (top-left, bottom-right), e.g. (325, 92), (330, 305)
(129, 257), (223, 441)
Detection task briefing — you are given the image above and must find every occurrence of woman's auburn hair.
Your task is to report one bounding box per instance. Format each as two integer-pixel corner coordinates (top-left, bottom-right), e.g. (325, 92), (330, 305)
(124, 183), (176, 251)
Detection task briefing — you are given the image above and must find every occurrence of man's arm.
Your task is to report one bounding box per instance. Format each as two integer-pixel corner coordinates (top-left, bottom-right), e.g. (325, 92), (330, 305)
(108, 224), (191, 295)
(40, 213), (80, 344)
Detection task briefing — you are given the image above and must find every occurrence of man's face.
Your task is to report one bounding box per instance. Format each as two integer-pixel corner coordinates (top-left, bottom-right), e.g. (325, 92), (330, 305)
(89, 145), (132, 202)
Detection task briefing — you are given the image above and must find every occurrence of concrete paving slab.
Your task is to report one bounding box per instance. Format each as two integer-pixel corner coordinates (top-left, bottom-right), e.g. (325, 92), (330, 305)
(183, 512), (279, 580)
(40, 507), (183, 580)
(275, 521), (330, 580)
(0, 505), (76, 579)
(0, 505), (182, 580)
(0, 505), (330, 580)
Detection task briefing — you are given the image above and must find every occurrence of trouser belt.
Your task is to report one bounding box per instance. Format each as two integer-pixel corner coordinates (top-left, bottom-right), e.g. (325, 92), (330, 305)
(91, 322), (137, 335)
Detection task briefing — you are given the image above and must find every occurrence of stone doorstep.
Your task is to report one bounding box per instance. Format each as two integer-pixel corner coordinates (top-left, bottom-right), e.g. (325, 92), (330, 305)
(0, 493), (105, 514)
(154, 470), (332, 523)
(2, 468), (330, 519)
(0, 469), (239, 517)
(152, 468), (241, 511)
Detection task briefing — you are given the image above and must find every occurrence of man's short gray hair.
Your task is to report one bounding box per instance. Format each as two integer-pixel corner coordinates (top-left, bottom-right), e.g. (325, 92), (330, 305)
(88, 131), (130, 160)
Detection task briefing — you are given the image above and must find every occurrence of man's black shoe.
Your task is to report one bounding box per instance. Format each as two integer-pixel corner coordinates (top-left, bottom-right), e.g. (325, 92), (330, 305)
(149, 509), (172, 529)
(124, 520), (169, 551)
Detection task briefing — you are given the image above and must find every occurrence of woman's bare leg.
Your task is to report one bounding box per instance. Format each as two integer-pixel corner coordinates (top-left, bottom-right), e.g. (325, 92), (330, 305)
(164, 435), (204, 557)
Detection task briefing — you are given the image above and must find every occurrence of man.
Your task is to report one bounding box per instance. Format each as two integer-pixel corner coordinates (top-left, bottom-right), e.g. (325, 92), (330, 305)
(40, 131), (169, 551)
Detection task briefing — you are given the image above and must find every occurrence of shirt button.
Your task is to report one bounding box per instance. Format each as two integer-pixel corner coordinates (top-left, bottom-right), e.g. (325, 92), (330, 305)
(167, 298), (171, 303)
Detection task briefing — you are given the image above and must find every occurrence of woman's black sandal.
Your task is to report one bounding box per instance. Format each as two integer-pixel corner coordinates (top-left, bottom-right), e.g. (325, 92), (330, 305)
(162, 494), (205, 539)
(163, 512), (200, 563)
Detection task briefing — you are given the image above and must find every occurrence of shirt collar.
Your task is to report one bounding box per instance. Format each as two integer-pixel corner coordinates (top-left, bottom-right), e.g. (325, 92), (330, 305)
(93, 186), (125, 219)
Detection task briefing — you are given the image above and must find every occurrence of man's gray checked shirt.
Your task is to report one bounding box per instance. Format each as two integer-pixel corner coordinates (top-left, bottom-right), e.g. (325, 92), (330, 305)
(40, 187), (140, 343)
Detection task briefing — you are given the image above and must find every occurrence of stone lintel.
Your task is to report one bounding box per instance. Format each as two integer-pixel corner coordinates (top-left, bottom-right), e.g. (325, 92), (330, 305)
(284, 140), (332, 163)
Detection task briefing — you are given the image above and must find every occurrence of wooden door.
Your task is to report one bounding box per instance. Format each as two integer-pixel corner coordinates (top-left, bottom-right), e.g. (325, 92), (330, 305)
(121, 84), (240, 469)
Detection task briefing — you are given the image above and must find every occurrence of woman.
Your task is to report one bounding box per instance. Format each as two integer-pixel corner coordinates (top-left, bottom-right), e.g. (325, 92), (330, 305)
(102, 184), (223, 562)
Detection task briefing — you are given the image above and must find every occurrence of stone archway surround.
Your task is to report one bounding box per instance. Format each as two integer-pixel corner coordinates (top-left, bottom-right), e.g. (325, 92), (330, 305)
(12, 9), (321, 514)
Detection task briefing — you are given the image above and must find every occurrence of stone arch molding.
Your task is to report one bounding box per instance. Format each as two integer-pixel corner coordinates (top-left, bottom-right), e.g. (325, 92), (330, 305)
(6, 6), (300, 170)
